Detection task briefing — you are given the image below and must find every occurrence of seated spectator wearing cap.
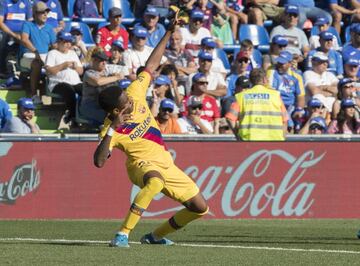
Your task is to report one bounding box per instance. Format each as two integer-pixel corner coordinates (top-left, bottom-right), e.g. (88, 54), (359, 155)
(304, 51), (339, 112)
(332, 78), (360, 119)
(2, 97), (40, 133)
(342, 25), (360, 63)
(183, 72), (220, 133)
(294, 97), (327, 133)
(326, 0), (360, 34)
(164, 29), (197, 81)
(247, 0), (284, 27)
(237, 39), (262, 71)
(0, 0), (32, 78)
(267, 51), (305, 133)
(226, 51), (251, 97)
(74, 0), (100, 18)
(328, 99), (360, 134)
(134, 0), (172, 19)
(108, 40), (126, 67)
(33, 0), (65, 32)
(186, 51), (227, 98)
(309, 17), (340, 51)
(262, 35), (289, 70)
(150, 74), (176, 117)
(305, 31), (343, 78)
(284, 1), (332, 29)
(210, 3), (234, 45)
(20, 2), (56, 100)
(124, 26), (167, 79)
(79, 50), (125, 125)
(159, 64), (186, 108)
(70, 25), (87, 63)
(0, 98), (12, 131)
(343, 54), (360, 83)
(270, 5), (310, 59)
(155, 99), (182, 134)
(200, 37), (226, 76)
(44, 31), (84, 124)
(134, 6), (165, 48)
(96, 7), (129, 57)
(118, 78), (131, 90)
(179, 9), (213, 57)
(177, 95), (214, 134)
(299, 116), (328, 135)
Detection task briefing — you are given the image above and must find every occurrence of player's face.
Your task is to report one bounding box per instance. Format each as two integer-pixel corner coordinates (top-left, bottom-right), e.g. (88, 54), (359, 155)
(117, 93), (134, 114)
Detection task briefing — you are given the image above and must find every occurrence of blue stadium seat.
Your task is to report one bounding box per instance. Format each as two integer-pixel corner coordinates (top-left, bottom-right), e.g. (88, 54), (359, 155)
(64, 22), (95, 47)
(67, 0), (106, 24)
(310, 26), (342, 46)
(238, 24), (270, 53)
(216, 49), (231, 73)
(102, 0), (135, 25)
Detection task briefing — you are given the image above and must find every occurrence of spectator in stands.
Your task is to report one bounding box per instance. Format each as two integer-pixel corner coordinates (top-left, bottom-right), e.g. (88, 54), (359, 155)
(155, 99), (182, 134)
(70, 25), (87, 63)
(304, 52), (339, 112)
(118, 78), (131, 90)
(20, 1), (56, 101)
(343, 56), (360, 83)
(124, 26), (167, 79)
(179, 9), (213, 57)
(210, 2), (234, 45)
(2, 97), (40, 133)
(164, 30), (197, 84)
(0, 0), (32, 78)
(34, 0), (65, 32)
(184, 72), (220, 134)
(160, 64), (186, 108)
(270, 5), (310, 59)
(109, 40), (126, 66)
(186, 51), (227, 98)
(328, 0), (360, 34)
(224, 0), (248, 41)
(238, 39), (262, 71)
(267, 51), (305, 133)
(196, 0), (213, 30)
(74, 0), (100, 18)
(328, 99), (360, 133)
(45, 31), (83, 124)
(309, 17), (340, 51)
(247, 0), (284, 26)
(0, 98), (12, 131)
(332, 78), (360, 119)
(200, 37), (227, 76)
(306, 31), (343, 78)
(262, 35), (289, 70)
(226, 68), (288, 141)
(96, 7), (129, 57)
(300, 116), (328, 135)
(178, 95), (214, 134)
(284, 0), (332, 29)
(134, 0), (171, 18)
(79, 51), (124, 126)
(226, 51), (250, 97)
(135, 6), (166, 48)
(150, 75), (175, 117)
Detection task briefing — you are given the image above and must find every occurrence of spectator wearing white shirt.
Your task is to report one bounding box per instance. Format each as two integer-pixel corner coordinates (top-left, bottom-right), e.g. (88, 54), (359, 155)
(304, 52), (338, 112)
(200, 37), (227, 76)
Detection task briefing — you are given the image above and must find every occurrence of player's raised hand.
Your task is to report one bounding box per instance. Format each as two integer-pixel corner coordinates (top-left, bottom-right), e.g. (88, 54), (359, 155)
(167, 8), (180, 32)
(111, 105), (133, 128)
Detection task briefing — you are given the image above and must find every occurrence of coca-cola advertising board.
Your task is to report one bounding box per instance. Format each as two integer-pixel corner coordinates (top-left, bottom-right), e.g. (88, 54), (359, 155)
(0, 141), (359, 219)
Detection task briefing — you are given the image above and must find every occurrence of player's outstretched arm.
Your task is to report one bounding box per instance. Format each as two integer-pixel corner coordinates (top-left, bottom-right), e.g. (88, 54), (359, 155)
(145, 11), (179, 74)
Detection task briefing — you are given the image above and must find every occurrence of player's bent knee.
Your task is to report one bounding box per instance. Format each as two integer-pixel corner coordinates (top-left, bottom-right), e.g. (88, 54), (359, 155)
(143, 170), (165, 185)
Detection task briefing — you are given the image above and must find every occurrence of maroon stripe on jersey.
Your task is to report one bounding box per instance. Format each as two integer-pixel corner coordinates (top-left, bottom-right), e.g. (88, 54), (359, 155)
(142, 126), (165, 146)
(116, 123), (138, 134)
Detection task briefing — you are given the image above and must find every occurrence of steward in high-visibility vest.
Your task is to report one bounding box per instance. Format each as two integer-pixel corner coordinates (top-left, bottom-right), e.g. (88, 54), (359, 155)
(232, 69), (287, 141)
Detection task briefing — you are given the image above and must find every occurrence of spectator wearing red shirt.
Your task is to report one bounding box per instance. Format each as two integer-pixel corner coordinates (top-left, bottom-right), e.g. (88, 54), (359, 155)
(96, 7), (129, 57)
(182, 72), (220, 134)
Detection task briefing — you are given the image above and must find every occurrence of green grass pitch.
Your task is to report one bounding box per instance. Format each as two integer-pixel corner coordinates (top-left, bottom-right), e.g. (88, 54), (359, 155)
(0, 219), (359, 265)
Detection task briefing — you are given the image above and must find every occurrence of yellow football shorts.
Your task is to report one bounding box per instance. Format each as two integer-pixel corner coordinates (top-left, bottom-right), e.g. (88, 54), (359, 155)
(126, 160), (199, 203)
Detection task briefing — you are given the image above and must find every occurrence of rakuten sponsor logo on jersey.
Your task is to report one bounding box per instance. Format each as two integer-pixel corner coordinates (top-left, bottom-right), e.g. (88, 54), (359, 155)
(129, 115), (152, 140)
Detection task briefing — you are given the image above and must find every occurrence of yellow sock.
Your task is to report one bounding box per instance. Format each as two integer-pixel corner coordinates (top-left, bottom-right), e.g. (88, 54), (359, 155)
(120, 177), (164, 235)
(153, 207), (209, 239)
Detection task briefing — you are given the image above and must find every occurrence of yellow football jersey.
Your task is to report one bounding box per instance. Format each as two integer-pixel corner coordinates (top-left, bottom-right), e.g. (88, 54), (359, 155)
(99, 70), (173, 168)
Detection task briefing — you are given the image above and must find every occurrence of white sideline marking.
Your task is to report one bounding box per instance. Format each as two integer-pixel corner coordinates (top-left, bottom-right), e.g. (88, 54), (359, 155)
(0, 237), (359, 255)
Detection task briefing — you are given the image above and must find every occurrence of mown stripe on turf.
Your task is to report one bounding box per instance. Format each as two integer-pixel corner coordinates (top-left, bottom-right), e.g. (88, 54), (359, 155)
(0, 237), (359, 255)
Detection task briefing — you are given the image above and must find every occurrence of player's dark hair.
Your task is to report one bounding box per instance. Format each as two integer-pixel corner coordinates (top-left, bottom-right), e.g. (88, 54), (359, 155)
(98, 86), (124, 112)
(136, 66), (146, 76)
(250, 68), (266, 85)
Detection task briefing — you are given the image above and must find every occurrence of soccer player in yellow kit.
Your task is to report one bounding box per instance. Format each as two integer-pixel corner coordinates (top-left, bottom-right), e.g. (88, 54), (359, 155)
(93, 15), (208, 248)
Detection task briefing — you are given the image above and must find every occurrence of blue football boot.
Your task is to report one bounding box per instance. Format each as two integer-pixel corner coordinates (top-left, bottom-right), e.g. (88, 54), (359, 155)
(140, 233), (174, 245)
(109, 233), (130, 248)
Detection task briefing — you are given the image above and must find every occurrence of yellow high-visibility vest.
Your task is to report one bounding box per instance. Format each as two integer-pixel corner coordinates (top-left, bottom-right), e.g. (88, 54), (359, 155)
(235, 85), (285, 141)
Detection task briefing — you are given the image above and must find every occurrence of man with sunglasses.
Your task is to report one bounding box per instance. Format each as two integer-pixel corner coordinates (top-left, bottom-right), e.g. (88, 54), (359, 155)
(178, 95), (213, 134)
(299, 116), (328, 135)
(96, 7), (129, 57)
(270, 5), (310, 59)
(2, 97), (40, 134)
(226, 51), (250, 97)
(19, 1), (56, 102)
(155, 99), (182, 134)
(343, 55), (360, 87)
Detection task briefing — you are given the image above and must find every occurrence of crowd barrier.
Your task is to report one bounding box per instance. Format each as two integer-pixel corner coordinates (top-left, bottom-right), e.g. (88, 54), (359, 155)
(0, 135), (359, 219)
